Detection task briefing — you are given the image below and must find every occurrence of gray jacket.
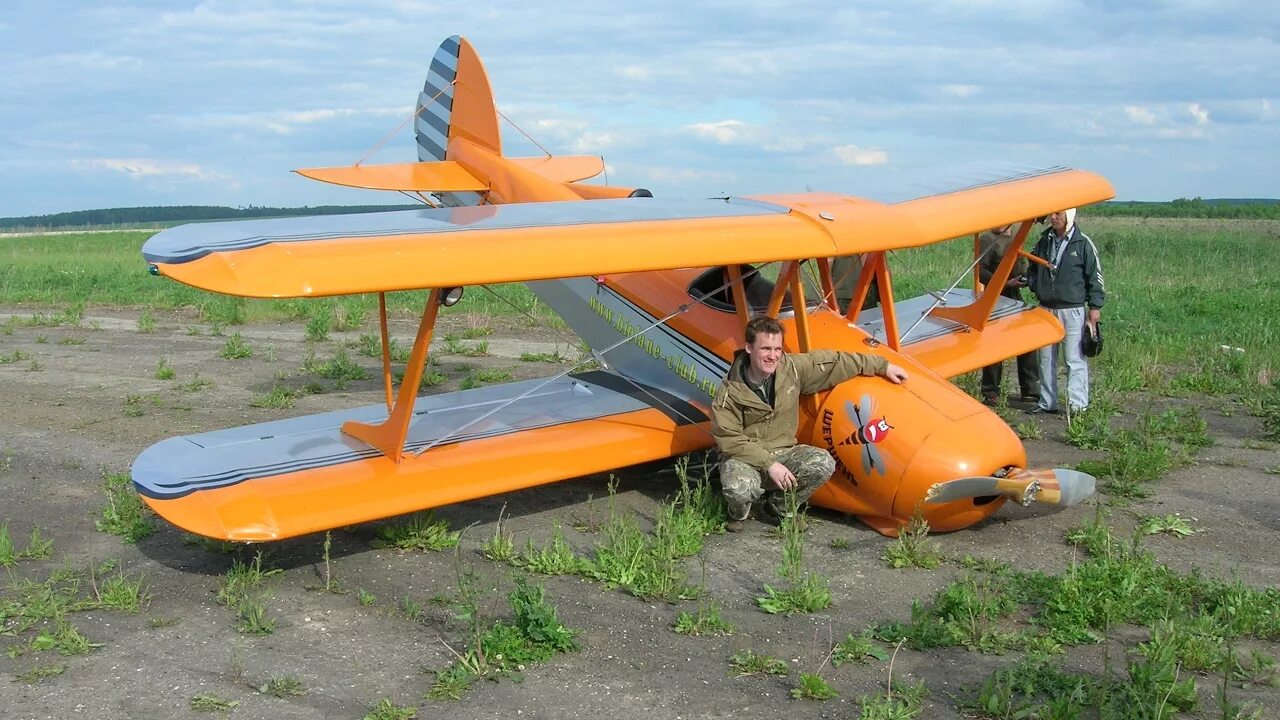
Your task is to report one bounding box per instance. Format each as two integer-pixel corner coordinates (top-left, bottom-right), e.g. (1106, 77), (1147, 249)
(1028, 224), (1105, 310)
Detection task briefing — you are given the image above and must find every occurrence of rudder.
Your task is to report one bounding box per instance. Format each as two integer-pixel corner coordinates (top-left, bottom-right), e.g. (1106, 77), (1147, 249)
(416, 36), (502, 163)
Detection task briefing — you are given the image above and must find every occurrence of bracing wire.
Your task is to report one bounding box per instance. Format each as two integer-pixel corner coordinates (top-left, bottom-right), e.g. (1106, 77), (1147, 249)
(412, 266), (770, 457)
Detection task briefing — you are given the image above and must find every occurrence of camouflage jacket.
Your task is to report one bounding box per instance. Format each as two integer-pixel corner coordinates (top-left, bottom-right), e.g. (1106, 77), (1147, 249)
(710, 349), (887, 470)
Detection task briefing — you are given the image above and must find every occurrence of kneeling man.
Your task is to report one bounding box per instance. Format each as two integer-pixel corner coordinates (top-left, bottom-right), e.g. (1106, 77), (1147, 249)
(711, 316), (908, 531)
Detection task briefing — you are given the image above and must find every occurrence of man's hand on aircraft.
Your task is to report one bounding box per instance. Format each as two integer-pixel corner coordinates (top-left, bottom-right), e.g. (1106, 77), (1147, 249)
(767, 462), (797, 491)
(883, 363), (909, 384)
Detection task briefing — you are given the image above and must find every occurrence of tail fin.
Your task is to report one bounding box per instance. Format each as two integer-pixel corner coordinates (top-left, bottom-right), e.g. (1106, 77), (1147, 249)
(416, 35), (501, 163)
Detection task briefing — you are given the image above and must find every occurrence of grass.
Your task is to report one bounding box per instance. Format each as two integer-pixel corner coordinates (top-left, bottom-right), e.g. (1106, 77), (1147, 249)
(756, 490), (831, 615)
(372, 512), (460, 552)
(791, 671), (838, 700)
(15, 663), (66, 683)
(190, 693), (239, 712)
(520, 350), (567, 363)
(154, 357), (175, 380)
(881, 511), (943, 569)
(95, 472), (154, 543)
(258, 675), (307, 697)
(216, 553), (281, 635)
(514, 522), (583, 575)
(364, 698), (417, 719)
(673, 601), (734, 636)
(831, 630), (890, 666)
(0, 523), (53, 566)
(460, 367), (513, 389)
(300, 347), (367, 388)
(427, 576), (579, 701)
(857, 680), (927, 719)
(219, 332), (253, 359)
(1, 232), (560, 324)
(1137, 513), (1200, 537)
(250, 383), (311, 409)
(729, 649), (789, 676)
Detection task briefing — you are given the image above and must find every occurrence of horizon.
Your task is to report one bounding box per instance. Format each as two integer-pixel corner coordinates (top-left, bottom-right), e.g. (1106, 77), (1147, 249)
(2, 2), (1277, 216)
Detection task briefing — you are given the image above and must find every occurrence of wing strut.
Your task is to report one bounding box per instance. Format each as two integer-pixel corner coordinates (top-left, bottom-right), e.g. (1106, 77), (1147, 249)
(342, 288), (442, 462)
(929, 220), (1033, 331)
(377, 292), (393, 410)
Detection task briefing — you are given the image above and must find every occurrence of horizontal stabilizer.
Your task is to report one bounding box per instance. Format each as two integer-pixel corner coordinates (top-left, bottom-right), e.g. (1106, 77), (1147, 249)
(925, 468), (1095, 507)
(294, 161), (487, 192)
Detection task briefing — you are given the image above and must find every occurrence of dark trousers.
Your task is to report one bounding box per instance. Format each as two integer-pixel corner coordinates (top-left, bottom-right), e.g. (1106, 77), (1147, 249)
(981, 287), (1041, 398)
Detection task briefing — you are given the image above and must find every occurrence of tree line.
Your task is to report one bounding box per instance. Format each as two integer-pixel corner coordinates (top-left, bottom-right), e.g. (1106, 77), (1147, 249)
(1081, 197), (1280, 219)
(0, 204), (423, 231)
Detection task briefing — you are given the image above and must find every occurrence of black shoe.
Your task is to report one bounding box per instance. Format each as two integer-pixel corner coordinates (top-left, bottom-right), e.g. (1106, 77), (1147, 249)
(757, 504), (783, 527)
(1026, 406), (1059, 415)
(726, 518), (746, 533)
(982, 394), (999, 406)
(1019, 394), (1040, 403)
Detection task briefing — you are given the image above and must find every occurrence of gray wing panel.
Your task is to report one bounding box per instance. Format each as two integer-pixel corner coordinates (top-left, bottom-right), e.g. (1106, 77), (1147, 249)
(859, 290), (1031, 346)
(132, 372), (706, 500)
(142, 197), (789, 265)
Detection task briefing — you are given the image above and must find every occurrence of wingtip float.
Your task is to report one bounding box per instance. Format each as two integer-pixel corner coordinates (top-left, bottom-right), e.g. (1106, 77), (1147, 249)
(135, 35), (1112, 541)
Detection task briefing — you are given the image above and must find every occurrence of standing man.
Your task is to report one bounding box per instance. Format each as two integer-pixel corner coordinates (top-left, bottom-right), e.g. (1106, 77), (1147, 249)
(1027, 208), (1104, 414)
(710, 315), (909, 531)
(978, 224), (1040, 405)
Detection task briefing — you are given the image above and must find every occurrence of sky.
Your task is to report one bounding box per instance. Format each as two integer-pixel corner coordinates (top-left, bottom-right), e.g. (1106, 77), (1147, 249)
(2, 0), (1277, 217)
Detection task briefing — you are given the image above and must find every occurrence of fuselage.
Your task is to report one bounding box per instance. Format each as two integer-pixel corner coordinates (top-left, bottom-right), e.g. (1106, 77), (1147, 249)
(528, 269), (1020, 536)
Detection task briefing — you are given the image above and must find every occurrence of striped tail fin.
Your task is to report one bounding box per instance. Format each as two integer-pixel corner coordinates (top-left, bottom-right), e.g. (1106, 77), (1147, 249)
(417, 35), (501, 165)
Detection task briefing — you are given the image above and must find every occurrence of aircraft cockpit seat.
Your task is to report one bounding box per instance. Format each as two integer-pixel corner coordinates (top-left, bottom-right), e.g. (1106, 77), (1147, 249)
(688, 264), (793, 314)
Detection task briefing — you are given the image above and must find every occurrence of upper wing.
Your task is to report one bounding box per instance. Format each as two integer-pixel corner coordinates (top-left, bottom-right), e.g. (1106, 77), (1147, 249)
(132, 370), (710, 540)
(142, 167), (1113, 299)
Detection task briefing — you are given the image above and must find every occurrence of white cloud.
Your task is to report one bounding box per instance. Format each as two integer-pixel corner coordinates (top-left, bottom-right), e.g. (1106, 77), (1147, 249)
(1188, 102), (1210, 125)
(1124, 106), (1157, 125)
(940, 84), (980, 98)
(685, 120), (748, 144)
(72, 158), (230, 183)
(615, 65), (651, 81)
(833, 144), (889, 166)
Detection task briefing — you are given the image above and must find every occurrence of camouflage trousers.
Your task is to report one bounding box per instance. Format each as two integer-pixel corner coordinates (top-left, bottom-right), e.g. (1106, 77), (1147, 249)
(718, 444), (836, 521)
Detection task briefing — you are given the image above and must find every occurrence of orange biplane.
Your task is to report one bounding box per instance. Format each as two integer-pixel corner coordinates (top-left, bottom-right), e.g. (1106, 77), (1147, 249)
(134, 35), (1113, 541)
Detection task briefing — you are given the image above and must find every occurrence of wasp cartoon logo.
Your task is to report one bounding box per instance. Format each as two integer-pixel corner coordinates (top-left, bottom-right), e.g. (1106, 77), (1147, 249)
(821, 393), (894, 483)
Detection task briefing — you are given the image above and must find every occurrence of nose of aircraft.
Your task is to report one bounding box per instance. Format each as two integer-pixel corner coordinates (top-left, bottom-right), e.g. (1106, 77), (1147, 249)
(894, 407), (1025, 532)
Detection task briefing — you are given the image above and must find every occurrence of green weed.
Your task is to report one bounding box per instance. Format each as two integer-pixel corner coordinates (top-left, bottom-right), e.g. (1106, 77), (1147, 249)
(136, 310), (155, 333)
(831, 630), (890, 666)
(357, 588), (376, 606)
(94, 571), (148, 612)
(481, 512), (517, 563)
(220, 332), (252, 359)
(154, 358), (175, 380)
(251, 384), (307, 409)
(15, 663), (66, 683)
(829, 537), (851, 549)
(190, 693), (239, 712)
(520, 350), (567, 363)
(729, 649), (789, 676)
(882, 511), (942, 569)
(373, 512), (460, 552)
(259, 675), (307, 697)
(1138, 513), (1200, 537)
(305, 313), (330, 342)
(95, 473), (154, 543)
(514, 521), (583, 575)
(0, 349), (30, 364)
(301, 347), (367, 387)
(181, 375), (213, 393)
(8, 619), (101, 657)
(856, 680), (927, 720)
(673, 602), (733, 636)
(757, 491), (830, 615)
(0, 523), (53, 566)
(363, 698), (417, 719)
(216, 553), (281, 635)
(443, 336), (489, 356)
(460, 367), (512, 389)
(791, 671), (838, 700)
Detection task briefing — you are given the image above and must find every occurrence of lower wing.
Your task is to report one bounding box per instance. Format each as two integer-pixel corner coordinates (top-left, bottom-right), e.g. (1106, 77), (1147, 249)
(132, 371), (709, 541)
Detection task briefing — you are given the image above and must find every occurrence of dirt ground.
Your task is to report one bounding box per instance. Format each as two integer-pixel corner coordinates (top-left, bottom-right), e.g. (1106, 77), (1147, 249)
(1, 307), (1277, 719)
